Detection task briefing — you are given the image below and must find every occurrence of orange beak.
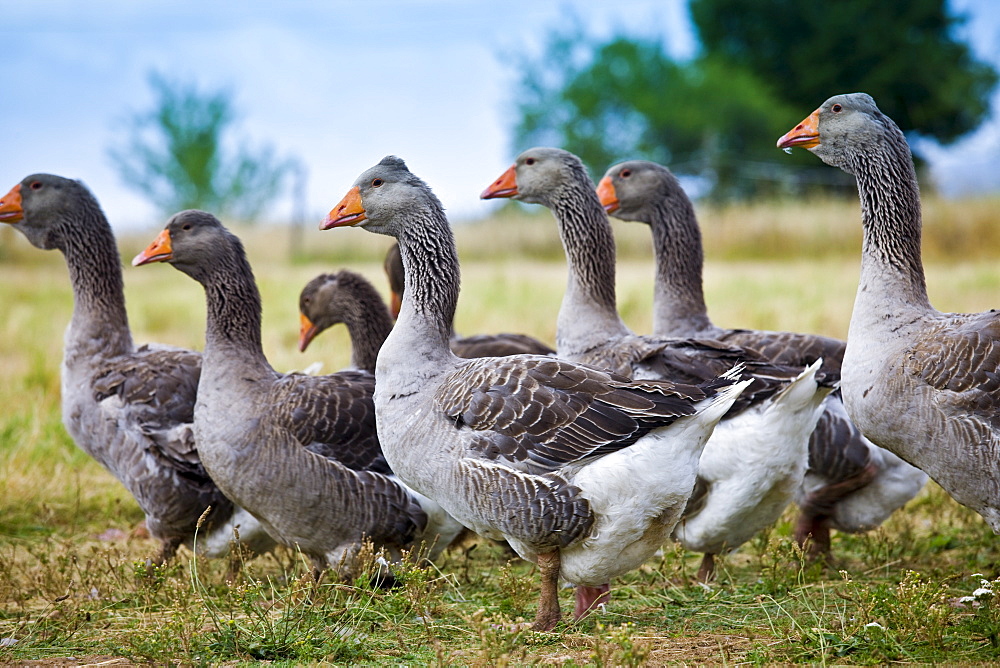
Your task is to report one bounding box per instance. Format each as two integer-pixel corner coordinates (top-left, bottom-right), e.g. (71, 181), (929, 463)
(596, 176), (619, 214)
(0, 183), (24, 223)
(321, 186), (366, 230)
(298, 312), (319, 352)
(132, 229), (174, 266)
(777, 108), (821, 150)
(389, 289), (402, 320)
(480, 164), (518, 199)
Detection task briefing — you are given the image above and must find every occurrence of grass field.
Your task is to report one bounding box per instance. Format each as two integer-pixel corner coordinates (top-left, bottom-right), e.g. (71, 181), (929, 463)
(2, 194), (1000, 665)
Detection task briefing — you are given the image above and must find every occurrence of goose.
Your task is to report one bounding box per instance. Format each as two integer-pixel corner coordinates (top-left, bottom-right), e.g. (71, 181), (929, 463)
(383, 242), (557, 357)
(132, 210), (463, 574)
(778, 92), (1000, 532)
(299, 267), (555, 363)
(320, 155), (751, 630)
(0, 174), (275, 563)
(596, 159), (927, 556)
(481, 147), (833, 580)
(298, 270), (534, 556)
(298, 270), (392, 370)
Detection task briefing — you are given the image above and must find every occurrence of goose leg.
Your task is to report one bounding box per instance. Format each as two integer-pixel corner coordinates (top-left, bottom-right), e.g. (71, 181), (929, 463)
(794, 513), (831, 558)
(696, 553), (716, 582)
(573, 583), (610, 620)
(796, 462), (879, 558)
(155, 536), (182, 565)
(533, 551), (562, 631)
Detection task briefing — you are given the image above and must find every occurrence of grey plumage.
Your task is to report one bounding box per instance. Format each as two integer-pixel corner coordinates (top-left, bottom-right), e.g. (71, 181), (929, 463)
(0, 174), (260, 562)
(482, 148), (834, 581)
(322, 154), (747, 629)
(778, 92), (999, 530)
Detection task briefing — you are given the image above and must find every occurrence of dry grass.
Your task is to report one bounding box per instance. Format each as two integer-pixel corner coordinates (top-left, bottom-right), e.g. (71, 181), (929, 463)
(2, 194), (1000, 664)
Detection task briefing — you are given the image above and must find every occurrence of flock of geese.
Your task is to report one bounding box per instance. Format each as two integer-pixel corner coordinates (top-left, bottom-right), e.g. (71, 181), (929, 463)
(1, 92), (997, 631)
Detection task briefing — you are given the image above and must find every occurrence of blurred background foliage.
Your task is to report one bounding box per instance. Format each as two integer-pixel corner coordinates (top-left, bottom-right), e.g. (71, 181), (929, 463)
(510, 0), (997, 201)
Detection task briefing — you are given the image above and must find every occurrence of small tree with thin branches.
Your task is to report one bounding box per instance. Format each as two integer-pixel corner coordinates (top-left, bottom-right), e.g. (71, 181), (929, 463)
(109, 72), (295, 222)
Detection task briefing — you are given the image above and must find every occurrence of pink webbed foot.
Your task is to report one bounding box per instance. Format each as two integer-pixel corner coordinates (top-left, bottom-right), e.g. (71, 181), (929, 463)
(573, 583), (610, 620)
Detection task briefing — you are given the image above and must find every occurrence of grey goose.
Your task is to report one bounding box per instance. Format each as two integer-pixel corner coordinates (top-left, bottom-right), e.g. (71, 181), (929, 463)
(597, 159), (927, 557)
(299, 267), (555, 364)
(299, 270), (393, 370)
(482, 148), (833, 580)
(133, 211), (462, 574)
(321, 155), (750, 630)
(778, 92), (1000, 532)
(0, 174), (274, 563)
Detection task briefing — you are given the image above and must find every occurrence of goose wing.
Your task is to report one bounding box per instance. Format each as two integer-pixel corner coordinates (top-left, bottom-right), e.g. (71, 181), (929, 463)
(91, 346), (210, 485)
(721, 330), (846, 379)
(434, 355), (724, 475)
(269, 370), (391, 474)
(902, 312), (1000, 439)
(578, 336), (823, 417)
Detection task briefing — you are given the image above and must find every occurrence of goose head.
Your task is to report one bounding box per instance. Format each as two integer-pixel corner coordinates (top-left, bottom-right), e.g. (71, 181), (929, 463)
(0, 174), (98, 250)
(777, 92), (901, 175)
(481, 146), (589, 207)
(597, 160), (682, 224)
(321, 156), (443, 239)
(298, 271), (374, 352)
(132, 209), (239, 282)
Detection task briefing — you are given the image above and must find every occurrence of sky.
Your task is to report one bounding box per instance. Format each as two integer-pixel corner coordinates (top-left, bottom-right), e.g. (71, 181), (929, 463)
(2, 0), (998, 231)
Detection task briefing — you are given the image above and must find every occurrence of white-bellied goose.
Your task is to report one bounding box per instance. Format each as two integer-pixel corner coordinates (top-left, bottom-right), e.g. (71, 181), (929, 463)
(132, 211), (463, 574)
(321, 155), (751, 630)
(383, 242), (556, 357)
(778, 92), (1000, 532)
(481, 148), (832, 579)
(298, 270), (532, 557)
(0, 174), (275, 562)
(597, 159), (927, 556)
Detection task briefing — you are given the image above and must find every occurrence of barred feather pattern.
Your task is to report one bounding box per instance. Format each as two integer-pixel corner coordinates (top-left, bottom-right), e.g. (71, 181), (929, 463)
(435, 355), (721, 475)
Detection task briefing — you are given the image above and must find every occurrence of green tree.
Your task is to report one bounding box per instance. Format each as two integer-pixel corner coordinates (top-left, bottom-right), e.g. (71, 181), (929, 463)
(511, 20), (826, 199)
(510, 1), (996, 198)
(690, 0), (997, 142)
(109, 72), (295, 221)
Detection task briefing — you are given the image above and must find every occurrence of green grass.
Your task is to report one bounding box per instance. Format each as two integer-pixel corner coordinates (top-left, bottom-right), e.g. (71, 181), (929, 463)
(2, 196), (1000, 664)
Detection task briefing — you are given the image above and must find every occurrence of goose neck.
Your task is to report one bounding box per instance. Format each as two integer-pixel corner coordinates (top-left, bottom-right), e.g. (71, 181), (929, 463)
(59, 212), (132, 357)
(551, 189), (620, 315)
(343, 298), (393, 373)
(648, 198), (713, 337)
(851, 139), (930, 311)
(549, 187), (631, 352)
(201, 251), (270, 373)
(389, 212), (459, 358)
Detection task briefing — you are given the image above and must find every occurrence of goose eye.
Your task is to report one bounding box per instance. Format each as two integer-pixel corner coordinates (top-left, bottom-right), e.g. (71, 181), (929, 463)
(831, 103), (843, 113)
(372, 178), (384, 187)
(525, 157), (536, 166)
(182, 223), (192, 231)
(29, 181), (42, 191)
(620, 169), (632, 178)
